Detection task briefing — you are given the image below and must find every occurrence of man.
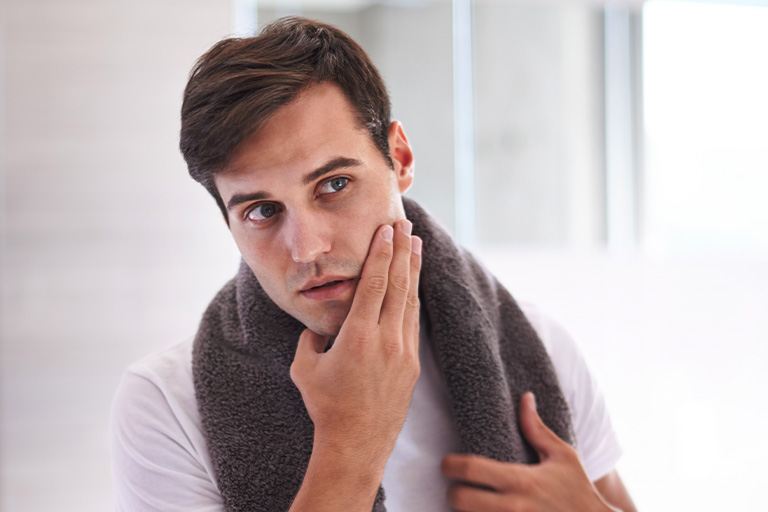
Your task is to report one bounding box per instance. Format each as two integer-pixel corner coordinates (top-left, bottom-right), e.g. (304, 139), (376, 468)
(111, 17), (636, 512)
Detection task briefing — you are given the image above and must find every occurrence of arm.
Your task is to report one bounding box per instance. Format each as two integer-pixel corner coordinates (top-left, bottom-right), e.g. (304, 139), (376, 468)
(288, 220), (422, 511)
(441, 392), (637, 512)
(595, 470), (637, 512)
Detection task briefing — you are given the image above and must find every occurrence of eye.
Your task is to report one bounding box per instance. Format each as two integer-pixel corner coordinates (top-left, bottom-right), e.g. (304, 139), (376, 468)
(318, 177), (349, 195)
(245, 202), (279, 222)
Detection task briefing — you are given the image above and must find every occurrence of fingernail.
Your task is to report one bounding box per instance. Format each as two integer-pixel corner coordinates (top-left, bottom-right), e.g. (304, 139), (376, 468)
(400, 220), (412, 236)
(412, 237), (422, 254)
(528, 392), (537, 411)
(381, 225), (394, 242)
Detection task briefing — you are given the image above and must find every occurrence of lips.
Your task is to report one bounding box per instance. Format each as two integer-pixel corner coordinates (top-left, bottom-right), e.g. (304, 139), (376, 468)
(309, 279), (344, 289)
(299, 276), (356, 301)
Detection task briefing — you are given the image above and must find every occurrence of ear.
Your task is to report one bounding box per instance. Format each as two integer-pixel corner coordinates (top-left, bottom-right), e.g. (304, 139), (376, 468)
(388, 120), (415, 194)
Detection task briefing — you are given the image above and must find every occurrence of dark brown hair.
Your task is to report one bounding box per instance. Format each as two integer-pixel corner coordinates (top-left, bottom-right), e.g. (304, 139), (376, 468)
(179, 17), (392, 220)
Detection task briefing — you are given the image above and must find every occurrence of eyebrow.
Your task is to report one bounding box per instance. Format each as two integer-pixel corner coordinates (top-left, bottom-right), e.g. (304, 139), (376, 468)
(302, 157), (362, 186)
(226, 156), (363, 211)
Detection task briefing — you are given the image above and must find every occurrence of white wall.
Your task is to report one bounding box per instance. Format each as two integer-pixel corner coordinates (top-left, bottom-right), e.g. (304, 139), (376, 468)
(474, 3), (605, 246)
(0, 1), (236, 510)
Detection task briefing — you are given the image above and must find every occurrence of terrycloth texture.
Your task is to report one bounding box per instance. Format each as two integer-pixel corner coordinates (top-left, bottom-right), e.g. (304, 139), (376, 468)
(193, 198), (574, 512)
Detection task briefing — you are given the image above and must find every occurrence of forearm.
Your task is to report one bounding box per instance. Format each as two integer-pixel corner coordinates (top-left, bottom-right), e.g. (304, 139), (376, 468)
(595, 470), (638, 512)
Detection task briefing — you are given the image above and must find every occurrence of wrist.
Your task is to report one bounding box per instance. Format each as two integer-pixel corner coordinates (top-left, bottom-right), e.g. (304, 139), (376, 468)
(314, 419), (398, 462)
(288, 436), (386, 512)
(312, 429), (391, 478)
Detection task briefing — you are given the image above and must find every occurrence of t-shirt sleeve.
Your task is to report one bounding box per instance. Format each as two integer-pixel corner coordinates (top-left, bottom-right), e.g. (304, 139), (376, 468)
(110, 365), (224, 512)
(522, 303), (623, 482)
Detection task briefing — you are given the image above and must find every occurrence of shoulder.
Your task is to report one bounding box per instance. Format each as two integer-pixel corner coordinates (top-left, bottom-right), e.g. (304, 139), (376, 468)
(118, 338), (196, 400)
(518, 302), (623, 482)
(110, 339), (223, 511)
(112, 339), (201, 436)
(518, 301), (584, 380)
(119, 337), (192, 385)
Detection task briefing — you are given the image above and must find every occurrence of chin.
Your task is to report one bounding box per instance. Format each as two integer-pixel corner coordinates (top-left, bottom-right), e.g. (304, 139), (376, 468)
(310, 306), (351, 337)
(303, 321), (341, 338)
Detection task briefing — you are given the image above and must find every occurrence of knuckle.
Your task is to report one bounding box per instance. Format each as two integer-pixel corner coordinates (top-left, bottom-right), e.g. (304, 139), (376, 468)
(406, 294), (420, 310)
(561, 443), (580, 464)
(410, 363), (421, 385)
(348, 327), (372, 345)
(289, 363), (302, 385)
(366, 275), (388, 294)
(382, 337), (403, 356)
(390, 274), (409, 294)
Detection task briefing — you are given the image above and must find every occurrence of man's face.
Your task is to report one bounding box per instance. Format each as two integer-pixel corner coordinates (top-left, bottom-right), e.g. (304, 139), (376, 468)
(214, 83), (414, 336)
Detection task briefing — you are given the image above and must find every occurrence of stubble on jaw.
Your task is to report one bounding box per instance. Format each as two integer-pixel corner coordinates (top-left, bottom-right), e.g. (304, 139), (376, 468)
(245, 256), (364, 337)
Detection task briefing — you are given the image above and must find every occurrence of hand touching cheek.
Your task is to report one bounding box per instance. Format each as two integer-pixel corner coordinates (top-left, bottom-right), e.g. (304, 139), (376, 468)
(290, 220), (423, 468)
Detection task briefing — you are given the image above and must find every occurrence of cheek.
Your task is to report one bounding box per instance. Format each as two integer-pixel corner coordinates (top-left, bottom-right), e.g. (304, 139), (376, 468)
(243, 252), (288, 304)
(231, 230), (282, 278)
(348, 212), (394, 259)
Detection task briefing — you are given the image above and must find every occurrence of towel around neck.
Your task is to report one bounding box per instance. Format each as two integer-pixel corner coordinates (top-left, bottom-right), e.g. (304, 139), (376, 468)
(192, 198), (574, 511)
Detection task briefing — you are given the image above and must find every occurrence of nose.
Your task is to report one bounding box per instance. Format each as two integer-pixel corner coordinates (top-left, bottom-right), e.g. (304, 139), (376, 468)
(284, 208), (332, 264)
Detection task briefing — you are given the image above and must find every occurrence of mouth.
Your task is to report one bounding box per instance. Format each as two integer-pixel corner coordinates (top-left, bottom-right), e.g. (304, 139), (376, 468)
(300, 277), (357, 301)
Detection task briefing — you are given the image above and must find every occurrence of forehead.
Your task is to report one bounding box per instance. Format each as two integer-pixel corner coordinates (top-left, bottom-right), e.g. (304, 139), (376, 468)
(219, 83), (375, 183)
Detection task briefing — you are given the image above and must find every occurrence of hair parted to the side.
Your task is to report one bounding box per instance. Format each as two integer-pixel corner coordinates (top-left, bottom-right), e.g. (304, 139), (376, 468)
(179, 16), (393, 220)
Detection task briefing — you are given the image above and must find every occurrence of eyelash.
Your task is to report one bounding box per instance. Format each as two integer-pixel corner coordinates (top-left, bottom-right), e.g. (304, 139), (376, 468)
(318, 176), (350, 195)
(243, 176), (351, 223)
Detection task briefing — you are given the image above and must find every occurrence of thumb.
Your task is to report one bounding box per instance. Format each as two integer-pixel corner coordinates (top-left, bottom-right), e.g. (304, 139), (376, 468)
(295, 329), (329, 358)
(291, 329), (329, 380)
(519, 392), (563, 461)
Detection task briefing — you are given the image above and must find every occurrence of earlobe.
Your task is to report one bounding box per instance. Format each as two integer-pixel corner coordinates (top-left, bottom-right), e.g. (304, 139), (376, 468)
(388, 121), (415, 194)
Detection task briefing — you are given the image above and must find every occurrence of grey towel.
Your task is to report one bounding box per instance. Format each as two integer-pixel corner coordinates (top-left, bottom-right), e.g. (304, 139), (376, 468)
(193, 198), (574, 511)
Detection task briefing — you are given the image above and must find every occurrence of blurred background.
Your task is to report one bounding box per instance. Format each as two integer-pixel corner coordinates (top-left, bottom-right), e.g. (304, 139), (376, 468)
(1, 0), (766, 510)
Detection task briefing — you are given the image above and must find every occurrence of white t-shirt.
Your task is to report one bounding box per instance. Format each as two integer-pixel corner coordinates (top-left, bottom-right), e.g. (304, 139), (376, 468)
(110, 303), (622, 511)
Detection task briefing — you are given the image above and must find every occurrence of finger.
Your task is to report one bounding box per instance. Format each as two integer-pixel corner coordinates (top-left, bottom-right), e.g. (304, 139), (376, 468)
(402, 235), (422, 355)
(290, 329), (329, 383)
(346, 224), (394, 325)
(447, 483), (518, 512)
(379, 220), (413, 328)
(519, 392), (566, 461)
(441, 454), (523, 492)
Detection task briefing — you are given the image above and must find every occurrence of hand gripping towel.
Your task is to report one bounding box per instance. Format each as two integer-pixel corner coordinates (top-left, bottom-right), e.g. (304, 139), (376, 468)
(193, 198), (574, 511)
